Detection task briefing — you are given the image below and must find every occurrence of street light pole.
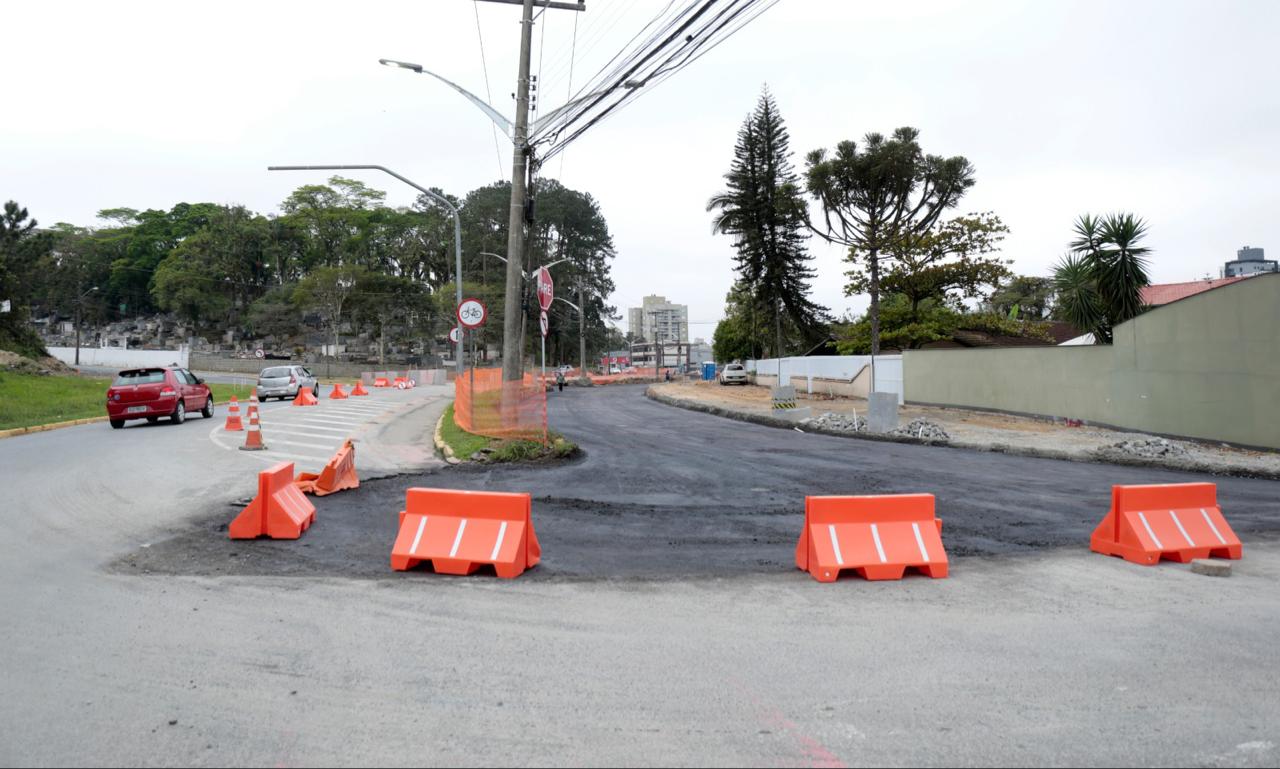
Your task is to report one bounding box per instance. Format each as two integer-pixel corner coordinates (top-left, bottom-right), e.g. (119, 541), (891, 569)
(266, 165), (465, 378)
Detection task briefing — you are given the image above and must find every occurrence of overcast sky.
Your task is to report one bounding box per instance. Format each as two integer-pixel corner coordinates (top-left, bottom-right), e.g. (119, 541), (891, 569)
(5, 0), (1278, 339)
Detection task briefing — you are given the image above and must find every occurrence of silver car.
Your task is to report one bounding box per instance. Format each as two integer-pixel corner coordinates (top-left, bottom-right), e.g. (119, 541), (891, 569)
(719, 363), (748, 385)
(256, 365), (318, 401)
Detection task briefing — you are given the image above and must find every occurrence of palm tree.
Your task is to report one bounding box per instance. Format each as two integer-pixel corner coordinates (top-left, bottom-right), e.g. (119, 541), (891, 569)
(1053, 213), (1151, 343)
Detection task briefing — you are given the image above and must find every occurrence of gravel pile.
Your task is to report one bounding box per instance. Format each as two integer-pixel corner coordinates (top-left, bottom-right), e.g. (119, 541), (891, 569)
(799, 412), (864, 433)
(1097, 437), (1191, 460)
(889, 418), (951, 443)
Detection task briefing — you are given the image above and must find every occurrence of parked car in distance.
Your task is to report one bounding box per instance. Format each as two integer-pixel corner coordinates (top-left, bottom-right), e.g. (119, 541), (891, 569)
(719, 363), (748, 385)
(256, 365), (317, 401)
(106, 367), (214, 429)
(609, 365), (622, 375)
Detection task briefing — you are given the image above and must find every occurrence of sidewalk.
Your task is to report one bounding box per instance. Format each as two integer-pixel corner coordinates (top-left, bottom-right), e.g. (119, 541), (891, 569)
(649, 381), (1280, 479)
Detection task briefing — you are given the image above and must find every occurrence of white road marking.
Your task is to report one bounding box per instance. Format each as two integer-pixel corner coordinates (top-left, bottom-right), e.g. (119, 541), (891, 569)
(275, 422), (354, 433)
(827, 525), (844, 566)
(911, 522), (930, 563)
(1201, 508), (1228, 545)
(410, 516), (427, 555)
(1138, 512), (1164, 550)
(285, 415), (366, 425)
(491, 521), (508, 561)
(264, 427), (352, 441)
(1169, 510), (1195, 547)
(450, 519), (468, 557)
(263, 437), (343, 451)
(870, 524), (887, 563)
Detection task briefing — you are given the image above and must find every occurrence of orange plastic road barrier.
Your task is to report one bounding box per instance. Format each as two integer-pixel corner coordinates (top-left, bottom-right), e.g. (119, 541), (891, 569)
(292, 386), (319, 406)
(390, 488), (541, 578)
(239, 409), (267, 451)
(294, 440), (359, 497)
(796, 494), (949, 582)
(394, 376), (408, 388)
(1091, 483), (1242, 566)
(330, 383), (349, 399)
(374, 377), (391, 388)
(224, 396), (244, 431)
(229, 461), (316, 539)
(351, 380), (370, 396)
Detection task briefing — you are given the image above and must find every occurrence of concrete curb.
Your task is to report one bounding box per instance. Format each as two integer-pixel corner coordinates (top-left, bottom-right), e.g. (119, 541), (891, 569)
(0, 415), (109, 440)
(644, 386), (1280, 481)
(433, 410), (462, 465)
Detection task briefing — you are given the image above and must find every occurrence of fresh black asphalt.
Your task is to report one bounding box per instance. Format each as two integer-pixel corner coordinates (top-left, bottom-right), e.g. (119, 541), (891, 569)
(122, 384), (1280, 580)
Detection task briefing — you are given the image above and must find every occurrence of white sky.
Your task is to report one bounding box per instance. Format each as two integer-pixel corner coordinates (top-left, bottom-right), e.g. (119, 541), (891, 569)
(4, 0), (1278, 339)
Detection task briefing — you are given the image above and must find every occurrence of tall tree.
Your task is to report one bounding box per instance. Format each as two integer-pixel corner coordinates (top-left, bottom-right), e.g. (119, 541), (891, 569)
(987, 275), (1055, 320)
(293, 265), (368, 361)
(708, 89), (828, 358)
(0, 201), (54, 357)
(805, 127), (975, 357)
(1052, 213), (1152, 343)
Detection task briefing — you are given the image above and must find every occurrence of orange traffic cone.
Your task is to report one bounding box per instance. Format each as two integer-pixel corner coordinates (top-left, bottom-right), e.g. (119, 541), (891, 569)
(248, 391), (261, 420)
(351, 380), (369, 396)
(240, 408), (267, 451)
(330, 383), (349, 400)
(224, 396), (244, 431)
(292, 386), (319, 406)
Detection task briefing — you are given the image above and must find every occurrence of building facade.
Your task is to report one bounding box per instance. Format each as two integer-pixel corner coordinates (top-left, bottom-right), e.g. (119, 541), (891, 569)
(1223, 245), (1277, 278)
(627, 295), (689, 344)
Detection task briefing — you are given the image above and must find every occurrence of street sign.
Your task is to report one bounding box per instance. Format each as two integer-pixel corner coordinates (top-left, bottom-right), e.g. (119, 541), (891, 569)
(457, 298), (487, 329)
(535, 266), (554, 312)
(539, 310), (549, 338)
(254, 348), (265, 359)
(449, 326), (462, 344)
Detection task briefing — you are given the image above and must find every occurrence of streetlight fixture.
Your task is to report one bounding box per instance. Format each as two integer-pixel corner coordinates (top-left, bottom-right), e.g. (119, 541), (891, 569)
(74, 286), (98, 366)
(267, 164), (465, 377)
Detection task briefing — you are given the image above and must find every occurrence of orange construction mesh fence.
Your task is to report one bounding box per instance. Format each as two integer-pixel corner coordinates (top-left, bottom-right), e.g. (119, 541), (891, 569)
(454, 367), (548, 443)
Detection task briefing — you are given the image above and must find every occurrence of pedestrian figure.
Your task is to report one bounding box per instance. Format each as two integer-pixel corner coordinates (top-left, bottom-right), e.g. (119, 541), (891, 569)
(556, 369), (566, 392)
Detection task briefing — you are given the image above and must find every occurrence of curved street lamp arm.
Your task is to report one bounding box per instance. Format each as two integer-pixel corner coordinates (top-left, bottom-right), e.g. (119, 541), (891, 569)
(379, 60), (514, 139)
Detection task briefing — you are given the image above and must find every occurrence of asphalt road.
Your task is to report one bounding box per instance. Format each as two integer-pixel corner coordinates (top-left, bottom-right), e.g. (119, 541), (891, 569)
(2, 384), (1279, 766)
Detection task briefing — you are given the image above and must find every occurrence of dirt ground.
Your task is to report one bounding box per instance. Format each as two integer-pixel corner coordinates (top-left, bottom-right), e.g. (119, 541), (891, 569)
(658, 380), (1280, 477)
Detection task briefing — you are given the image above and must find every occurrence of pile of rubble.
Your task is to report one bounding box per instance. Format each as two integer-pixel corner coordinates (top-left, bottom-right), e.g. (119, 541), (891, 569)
(1096, 437), (1191, 460)
(889, 418), (951, 443)
(800, 412), (864, 433)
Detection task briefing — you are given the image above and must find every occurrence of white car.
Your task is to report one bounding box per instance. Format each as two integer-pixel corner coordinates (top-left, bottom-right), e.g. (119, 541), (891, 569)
(719, 363), (748, 385)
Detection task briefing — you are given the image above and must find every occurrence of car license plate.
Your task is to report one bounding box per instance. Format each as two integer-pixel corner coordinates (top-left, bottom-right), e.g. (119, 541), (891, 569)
(127, 405), (148, 413)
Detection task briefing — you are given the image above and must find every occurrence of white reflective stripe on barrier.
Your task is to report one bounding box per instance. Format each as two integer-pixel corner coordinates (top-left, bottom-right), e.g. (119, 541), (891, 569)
(1138, 512), (1164, 550)
(911, 522), (931, 563)
(870, 523), (887, 564)
(450, 519), (468, 557)
(491, 521), (508, 561)
(1201, 508), (1228, 545)
(1169, 510), (1195, 548)
(410, 516), (428, 555)
(828, 525), (844, 566)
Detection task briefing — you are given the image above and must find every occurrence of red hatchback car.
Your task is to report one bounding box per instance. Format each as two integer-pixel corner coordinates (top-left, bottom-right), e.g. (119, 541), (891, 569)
(106, 367), (214, 429)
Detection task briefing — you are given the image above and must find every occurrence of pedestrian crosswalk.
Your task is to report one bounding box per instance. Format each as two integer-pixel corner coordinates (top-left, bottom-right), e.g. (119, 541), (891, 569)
(207, 390), (422, 469)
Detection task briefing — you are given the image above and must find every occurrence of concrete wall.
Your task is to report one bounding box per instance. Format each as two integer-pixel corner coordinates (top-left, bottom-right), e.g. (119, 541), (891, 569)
(748, 355), (904, 404)
(903, 273), (1280, 448)
(49, 347), (189, 369)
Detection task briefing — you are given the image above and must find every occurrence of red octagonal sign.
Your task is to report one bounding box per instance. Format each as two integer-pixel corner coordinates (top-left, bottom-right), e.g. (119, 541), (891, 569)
(535, 266), (554, 312)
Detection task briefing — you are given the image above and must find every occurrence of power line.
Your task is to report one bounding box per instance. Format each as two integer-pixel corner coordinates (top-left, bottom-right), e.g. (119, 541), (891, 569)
(556, 10), (579, 180)
(473, 0), (507, 179)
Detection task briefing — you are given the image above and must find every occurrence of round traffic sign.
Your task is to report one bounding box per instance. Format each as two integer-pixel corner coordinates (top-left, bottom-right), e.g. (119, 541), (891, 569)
(535, 266), (554, 312)
(448, 326), (462, 344)
(254, 349), (264, 359)
(457, 298), (487, 329)
(539, 310), (549, 338)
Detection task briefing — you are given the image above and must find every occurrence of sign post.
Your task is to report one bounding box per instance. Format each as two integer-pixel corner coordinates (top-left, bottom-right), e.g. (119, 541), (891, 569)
(457, 300), (487, 430)
(535, 267), (554, 385)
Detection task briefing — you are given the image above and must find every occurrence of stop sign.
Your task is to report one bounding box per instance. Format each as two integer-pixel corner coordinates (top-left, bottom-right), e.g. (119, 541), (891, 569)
(535, 266), (554, 312)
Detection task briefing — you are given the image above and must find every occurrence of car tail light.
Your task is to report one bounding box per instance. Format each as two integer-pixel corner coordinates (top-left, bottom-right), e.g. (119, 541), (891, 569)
(290, 375), (297, 385)
(160, 387), (177, 397)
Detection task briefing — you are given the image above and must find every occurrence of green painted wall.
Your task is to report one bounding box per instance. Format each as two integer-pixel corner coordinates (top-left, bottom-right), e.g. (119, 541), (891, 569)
(903, 273), (1280, 449)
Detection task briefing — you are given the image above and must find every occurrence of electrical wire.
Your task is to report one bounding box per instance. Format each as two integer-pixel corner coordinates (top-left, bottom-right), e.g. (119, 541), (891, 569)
(556, 10), (580, 180)
(473, 0), (507, 179)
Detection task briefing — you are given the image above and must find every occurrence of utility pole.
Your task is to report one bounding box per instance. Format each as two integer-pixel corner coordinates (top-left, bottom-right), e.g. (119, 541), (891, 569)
(476, 0), (585, 382)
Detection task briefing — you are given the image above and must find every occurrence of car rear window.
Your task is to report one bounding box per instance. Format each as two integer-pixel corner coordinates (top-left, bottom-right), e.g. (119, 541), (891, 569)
(726, 364), (744, 371)
(260, 367), (291, 379)
(113, 369), (166, 386)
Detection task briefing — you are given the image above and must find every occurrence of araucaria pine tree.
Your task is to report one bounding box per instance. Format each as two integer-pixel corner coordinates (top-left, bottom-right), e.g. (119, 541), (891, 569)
(708, 88), (828, 358)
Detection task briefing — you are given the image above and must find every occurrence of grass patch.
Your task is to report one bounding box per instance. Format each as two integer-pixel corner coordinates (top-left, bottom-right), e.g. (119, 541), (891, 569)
(0, 372), (260, 431)
(0, 371), (112, 430)
(438, 402), (580, 463)
(439, 402), (495, 459)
